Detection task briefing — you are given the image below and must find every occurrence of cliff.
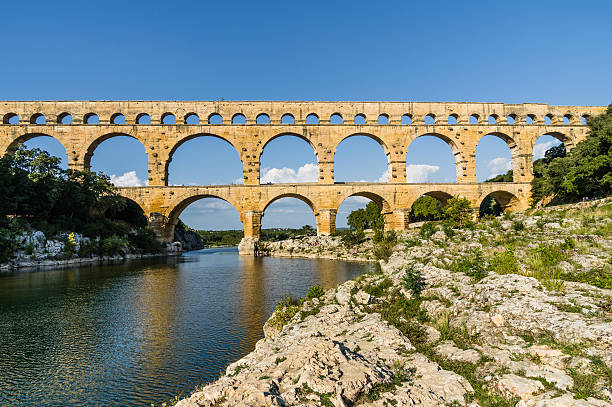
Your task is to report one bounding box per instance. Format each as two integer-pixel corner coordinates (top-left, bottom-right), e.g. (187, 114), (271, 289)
(174, 221), (205, 251)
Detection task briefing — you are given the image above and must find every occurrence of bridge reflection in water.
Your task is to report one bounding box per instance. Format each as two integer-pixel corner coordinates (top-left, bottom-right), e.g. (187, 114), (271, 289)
(0, 248), (374, 406)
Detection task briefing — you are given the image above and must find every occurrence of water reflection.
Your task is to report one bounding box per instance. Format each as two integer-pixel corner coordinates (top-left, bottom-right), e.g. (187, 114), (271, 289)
(0, 248), (374, 406)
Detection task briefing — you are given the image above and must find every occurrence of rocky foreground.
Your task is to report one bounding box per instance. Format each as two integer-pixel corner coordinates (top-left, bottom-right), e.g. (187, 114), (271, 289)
(176, 199), (612, 407)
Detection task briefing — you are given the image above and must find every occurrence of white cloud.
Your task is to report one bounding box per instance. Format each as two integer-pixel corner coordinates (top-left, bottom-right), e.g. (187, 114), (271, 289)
(406, 164), (440, 182)
(260, 163), (318, 183)
(378, 169), (389, 183)
(487, 157), (512, 178)
(110, 171), (146, 187)
(533, 139), (561, 160)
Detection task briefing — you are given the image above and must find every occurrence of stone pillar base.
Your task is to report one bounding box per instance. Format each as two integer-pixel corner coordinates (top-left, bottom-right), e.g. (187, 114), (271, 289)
(238, 237), (259, 256)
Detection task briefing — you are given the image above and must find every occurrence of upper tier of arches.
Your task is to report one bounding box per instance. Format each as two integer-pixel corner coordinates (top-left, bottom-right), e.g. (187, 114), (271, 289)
(1, 101), (603, 127)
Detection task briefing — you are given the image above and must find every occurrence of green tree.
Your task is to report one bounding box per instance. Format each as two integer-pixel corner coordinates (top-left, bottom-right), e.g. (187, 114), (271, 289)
(444, 197), (473, 228)
(410, 196), (444, 221)
(531, 105), (612, 204)
(347, 201), (383, 231)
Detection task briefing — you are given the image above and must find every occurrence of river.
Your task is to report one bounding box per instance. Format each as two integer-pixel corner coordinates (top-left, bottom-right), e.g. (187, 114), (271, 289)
(0, 247), (374, 406)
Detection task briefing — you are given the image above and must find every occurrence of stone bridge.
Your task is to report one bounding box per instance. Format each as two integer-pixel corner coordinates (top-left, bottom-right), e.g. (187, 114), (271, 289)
(0, 101), (604, 254)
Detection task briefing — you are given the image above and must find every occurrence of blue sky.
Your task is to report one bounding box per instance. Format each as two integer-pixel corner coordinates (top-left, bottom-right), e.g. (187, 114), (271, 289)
(5, 0), (611, 230)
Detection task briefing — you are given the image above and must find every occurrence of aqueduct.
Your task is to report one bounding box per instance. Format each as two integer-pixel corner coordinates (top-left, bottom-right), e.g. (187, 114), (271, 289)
(0, 101), (605, 254)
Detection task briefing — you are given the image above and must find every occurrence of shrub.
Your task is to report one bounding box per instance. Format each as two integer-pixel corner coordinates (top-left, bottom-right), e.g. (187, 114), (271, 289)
(269, 296), (301, 330)
(364, 275), (392, 297)
(442, 223), (455, 238)
(374, 242), (393, 261)
(526, 243), (567, 291)
(419, 222), (438, 239)
(512, 220), (524, 231)
(341, 229), (365, 246)
(129, 227), (163, 253)
(402, 266), (426, 296)
(306, 285), (325, 300)
(444, 197), (473, 228)
(100, 235), (129, 256)
(489, 248), (519, 275)
(449, 250), (487, 281)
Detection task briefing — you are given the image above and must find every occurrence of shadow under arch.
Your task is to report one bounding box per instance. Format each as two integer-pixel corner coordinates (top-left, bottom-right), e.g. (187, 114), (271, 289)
(477, 131), (518, 150)
(84, 132), (148, 169)
(166, 133), (244, 184)
(105, 196), (148, 228)
(420, 190), (454, 205)
(407, 132), (463, 182)
(478, 190), (520, 215)
(531, 131), (573, 153)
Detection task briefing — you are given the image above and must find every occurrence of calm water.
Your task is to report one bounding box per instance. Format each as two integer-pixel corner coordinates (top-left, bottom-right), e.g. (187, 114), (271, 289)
(0, 247), (374, 406)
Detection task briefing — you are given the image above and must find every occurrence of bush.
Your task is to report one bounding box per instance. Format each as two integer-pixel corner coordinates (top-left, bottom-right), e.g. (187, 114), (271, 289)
(269, 296), (301, 330)
(100, 235), (129, 256)
(449, 250), (487, 281)
(306, 285), (325, 300)
(341, 229), (365, 246)
(442, 223), (455, 238)
(419, 222), (438, 239)
(512, 220), (525, 231)
(444, 197), (473, 228)
(129, 227), (163, 253)
(403, 266), (426, 296)
(374, 242), (394, 261)
(489, 248), (519, 275)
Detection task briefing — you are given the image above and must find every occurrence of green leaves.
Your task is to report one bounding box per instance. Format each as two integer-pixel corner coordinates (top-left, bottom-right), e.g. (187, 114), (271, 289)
(531, 104), (612, 203)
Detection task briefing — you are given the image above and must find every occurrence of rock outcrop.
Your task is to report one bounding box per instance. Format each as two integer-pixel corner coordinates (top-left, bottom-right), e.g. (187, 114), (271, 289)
(174, 220), (205, 251)
(175, 198), (612, 407)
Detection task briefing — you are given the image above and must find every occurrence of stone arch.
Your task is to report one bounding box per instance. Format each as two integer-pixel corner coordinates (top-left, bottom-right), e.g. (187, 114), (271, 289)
(84, 112), (99, 124)
(136, 113), (151, 124)
(163, 193), (242, 241)
(281, 113), (295, 124)
(530, 131), (573, 152)
(166, 133), (243, 183)
(256, 113), (270, 124)
(448, 114), (459, 124)
(478, 190), (520, 214)
(335, 191), (394, 230)
(475, 132), (517, 182)
(420, 190), (453, 205)
(30, 113), (46, 124)
(261, 192), (317, 214)
(2, 132), (69, 157)
(259, 131), (320, 161)
(408, 191), (453, 221)
(57, 112), (73, 124)
(3, 113), (19, 124)
(406, 132), (463, 182)
(110, 113), (126, 124)
(305, 113), (319, 124)
(334, 133), (391, 182)
(208, 113), (223, 124)
(184, 112), (200, 124)
(232, 113), (247, 124)
(84, 132), (148, 169)
(161, 112), (176, 124)
(377, 114), (389, 125)
(336, 191), (393, 216)
(354, 113), (366, 125)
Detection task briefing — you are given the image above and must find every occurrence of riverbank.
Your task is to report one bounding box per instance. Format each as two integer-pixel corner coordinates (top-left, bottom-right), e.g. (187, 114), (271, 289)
(175, 198), (612, 407)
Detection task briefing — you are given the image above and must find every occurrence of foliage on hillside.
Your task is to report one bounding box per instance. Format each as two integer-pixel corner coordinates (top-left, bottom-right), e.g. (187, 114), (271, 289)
(531, 104), (612, 204)
(0, 146), (161, 262)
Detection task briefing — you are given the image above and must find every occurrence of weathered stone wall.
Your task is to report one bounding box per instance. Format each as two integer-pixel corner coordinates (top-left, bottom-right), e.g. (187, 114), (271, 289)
(1, 101), (604, 252)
